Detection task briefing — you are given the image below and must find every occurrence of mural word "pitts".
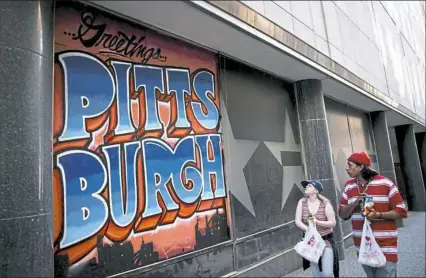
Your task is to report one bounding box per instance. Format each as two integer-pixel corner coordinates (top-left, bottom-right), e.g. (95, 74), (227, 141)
(53, 51), (226, 262)
(56, 52), (220, 144)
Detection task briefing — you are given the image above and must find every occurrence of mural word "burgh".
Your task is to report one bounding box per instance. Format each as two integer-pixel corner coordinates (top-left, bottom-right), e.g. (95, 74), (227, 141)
(57, 131), (225, 246)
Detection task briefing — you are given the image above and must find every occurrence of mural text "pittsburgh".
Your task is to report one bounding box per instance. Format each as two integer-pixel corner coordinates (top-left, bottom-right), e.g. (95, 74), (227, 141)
(54, 51), (225, 252)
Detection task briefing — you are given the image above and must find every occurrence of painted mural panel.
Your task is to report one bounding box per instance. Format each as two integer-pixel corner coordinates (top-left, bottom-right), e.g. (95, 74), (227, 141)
(53, 2), (230, 277)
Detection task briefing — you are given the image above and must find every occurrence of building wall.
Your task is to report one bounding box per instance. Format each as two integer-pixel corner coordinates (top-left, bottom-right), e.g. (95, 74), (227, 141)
(388, 127), (401, 163)
(220, 58), (304, 273)
(325, 97), (377, 237)
(1, 1), (422, 277)
(49, 1), (419, 277)
(240, 1), (426, 122)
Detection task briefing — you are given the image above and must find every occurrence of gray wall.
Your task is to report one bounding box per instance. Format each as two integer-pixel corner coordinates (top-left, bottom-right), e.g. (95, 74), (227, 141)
(221, 58), (305, 275)
(370, 112), (396, 183)
(324, 98), (378, 237)
(389, 127), (401, 163)
(240, 1), (426, 122)
(388, 126), (411, 206)
(415, 132), (426, 188)
(395, 126), (426, 211)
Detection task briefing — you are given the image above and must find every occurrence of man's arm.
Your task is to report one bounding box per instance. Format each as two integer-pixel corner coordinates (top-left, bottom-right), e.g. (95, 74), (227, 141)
(387, 184), (408, 219)
(339, 202), (358, 220)
(367, 207), (406, 220)
(367, 182), (407, 221)
(339, 190), (365, 220)
(381, 210), (405, 220)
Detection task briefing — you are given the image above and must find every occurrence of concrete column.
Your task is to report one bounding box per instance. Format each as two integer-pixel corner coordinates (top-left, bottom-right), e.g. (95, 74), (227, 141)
(371, 112), (405, 226)
(388, 127), (401, 164)
(371, 112), (397, 182)
(395, 125), (426, 211)
(415, 132), (426, 189)
(0, 1), (54, 277)
(294, 79), (345, 259)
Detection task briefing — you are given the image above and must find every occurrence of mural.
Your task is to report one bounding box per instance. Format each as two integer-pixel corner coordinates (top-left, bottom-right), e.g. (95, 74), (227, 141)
(53, 2), (230, 277)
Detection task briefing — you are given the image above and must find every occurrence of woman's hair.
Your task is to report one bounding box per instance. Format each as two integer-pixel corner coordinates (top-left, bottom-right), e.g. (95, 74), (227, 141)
(305, 192), (330, 204)
(358, 164), (379, 181)
(317, 193), (330, 204)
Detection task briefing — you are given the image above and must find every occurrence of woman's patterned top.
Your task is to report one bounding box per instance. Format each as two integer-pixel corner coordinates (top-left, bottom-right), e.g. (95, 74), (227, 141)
(301, 198), (333, 247)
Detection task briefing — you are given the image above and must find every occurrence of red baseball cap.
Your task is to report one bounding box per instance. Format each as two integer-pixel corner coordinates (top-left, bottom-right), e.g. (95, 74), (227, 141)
(348, 152), (371, 167)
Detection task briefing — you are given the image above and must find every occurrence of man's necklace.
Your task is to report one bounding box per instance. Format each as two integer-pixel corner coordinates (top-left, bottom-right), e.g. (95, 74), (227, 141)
(356, 179), (371, 195)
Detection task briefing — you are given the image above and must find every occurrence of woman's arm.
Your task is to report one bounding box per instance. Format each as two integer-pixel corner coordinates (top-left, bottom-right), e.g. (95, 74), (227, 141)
(314, 202), (336, 228)
(295, 199), (309, 232)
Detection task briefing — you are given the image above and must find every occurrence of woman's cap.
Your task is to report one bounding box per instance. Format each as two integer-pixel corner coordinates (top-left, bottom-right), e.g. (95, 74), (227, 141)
(301, 180), (324, 193)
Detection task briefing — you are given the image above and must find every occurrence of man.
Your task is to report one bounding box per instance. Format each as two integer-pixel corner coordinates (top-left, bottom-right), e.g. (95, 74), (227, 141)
(338, 152), (407, 278)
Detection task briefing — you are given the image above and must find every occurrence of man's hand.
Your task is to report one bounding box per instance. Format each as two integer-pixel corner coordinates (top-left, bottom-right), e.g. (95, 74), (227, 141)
(366, 207), (407, 221)
(365, 207), (381, 221)
(355, 193), (367, 205)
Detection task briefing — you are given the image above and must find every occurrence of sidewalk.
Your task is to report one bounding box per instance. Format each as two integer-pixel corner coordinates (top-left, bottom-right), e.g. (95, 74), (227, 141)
(284, 212), (425, 277)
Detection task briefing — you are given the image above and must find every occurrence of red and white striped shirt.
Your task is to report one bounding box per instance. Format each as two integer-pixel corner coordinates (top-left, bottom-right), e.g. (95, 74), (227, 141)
(339, 175), (408, 262)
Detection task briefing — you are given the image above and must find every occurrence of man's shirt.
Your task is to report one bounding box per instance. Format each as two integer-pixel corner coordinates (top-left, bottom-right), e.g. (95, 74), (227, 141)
(339, 175), (408, 262)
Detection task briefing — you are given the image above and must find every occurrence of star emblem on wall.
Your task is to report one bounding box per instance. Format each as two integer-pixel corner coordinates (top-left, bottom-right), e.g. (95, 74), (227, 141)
(221, 99), (304, 217)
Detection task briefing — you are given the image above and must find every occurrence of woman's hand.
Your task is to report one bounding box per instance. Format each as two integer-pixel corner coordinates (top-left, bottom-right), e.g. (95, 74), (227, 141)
(312, 202), (337, 229)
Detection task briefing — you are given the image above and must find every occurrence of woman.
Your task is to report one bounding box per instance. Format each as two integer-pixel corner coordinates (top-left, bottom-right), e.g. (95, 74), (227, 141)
(295, 180), (339, 278)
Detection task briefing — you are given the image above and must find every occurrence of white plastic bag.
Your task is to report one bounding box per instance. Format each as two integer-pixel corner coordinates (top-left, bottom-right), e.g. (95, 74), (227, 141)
(358, 219), (387, 267)
(294, 221), (326, 263)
